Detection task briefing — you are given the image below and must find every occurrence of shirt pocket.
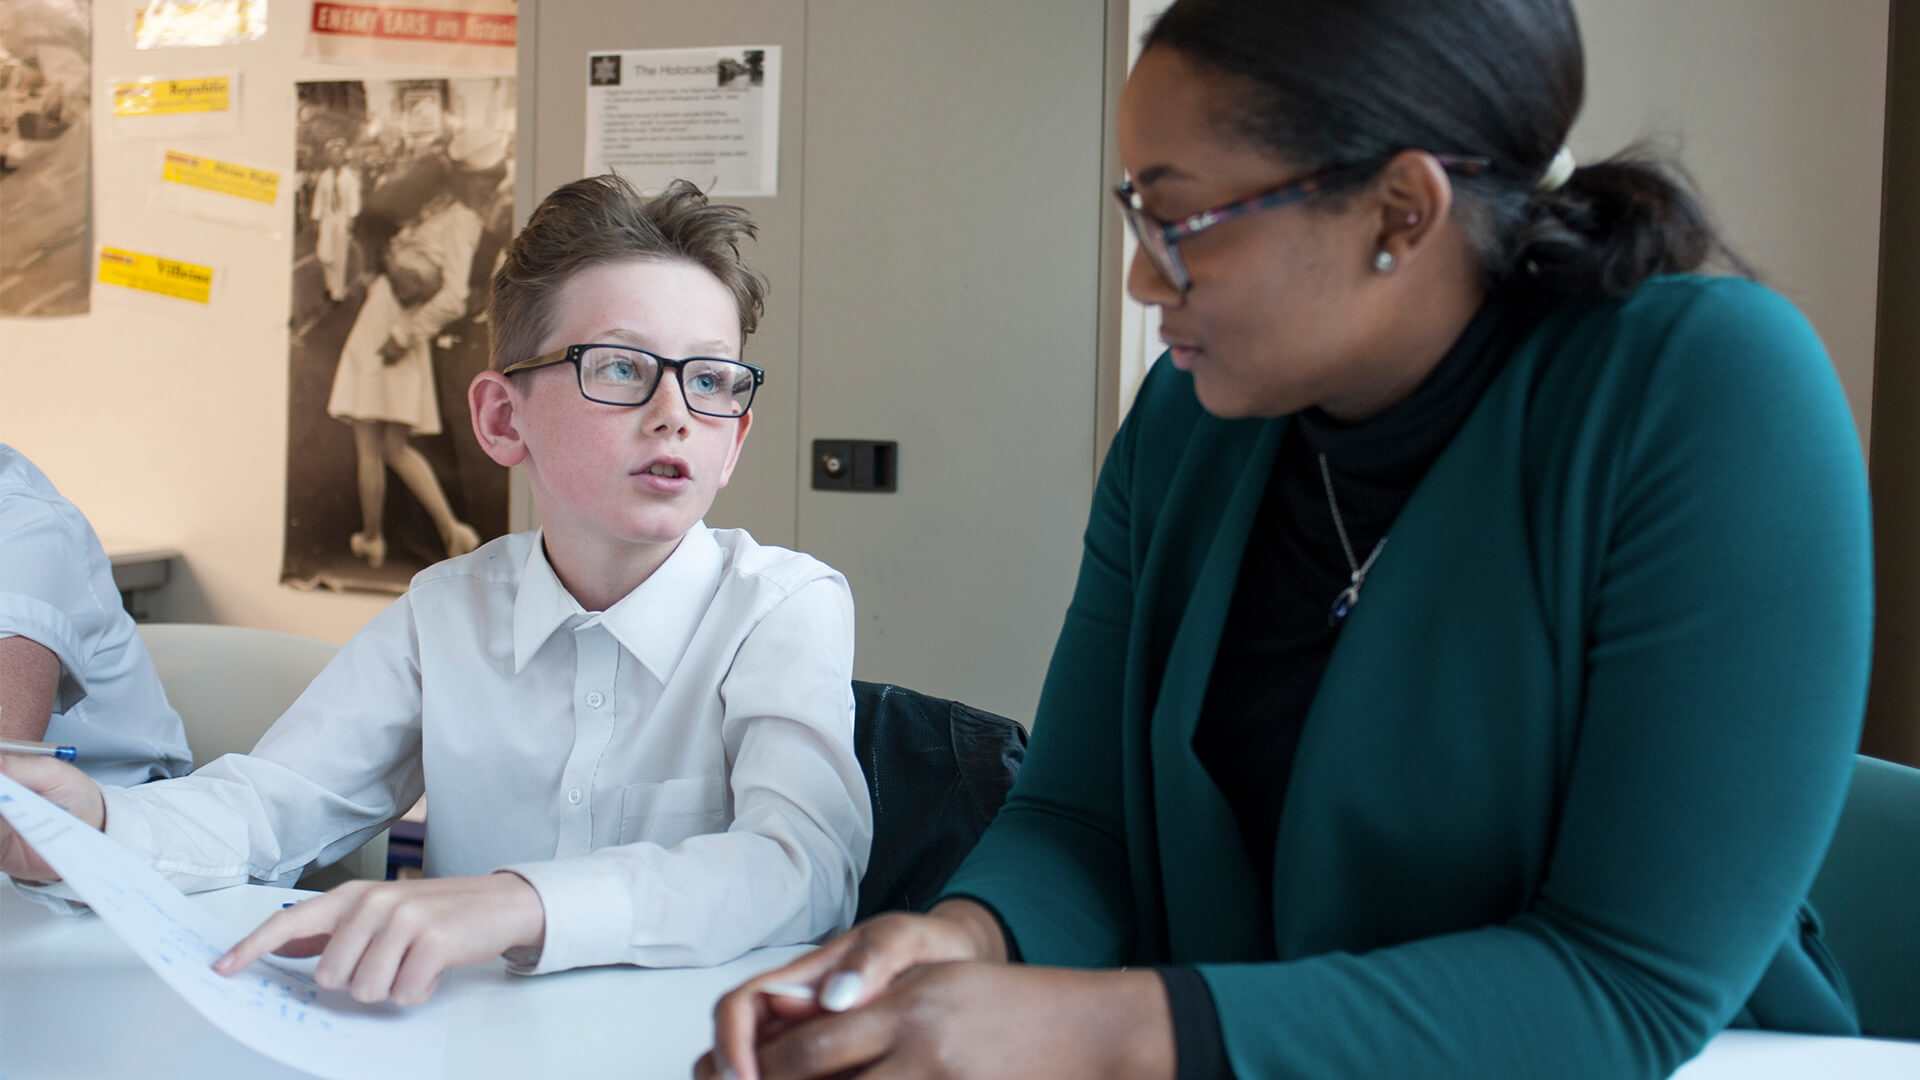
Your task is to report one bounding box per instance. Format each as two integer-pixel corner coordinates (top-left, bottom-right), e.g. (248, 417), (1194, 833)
(616, 777), (729, 848)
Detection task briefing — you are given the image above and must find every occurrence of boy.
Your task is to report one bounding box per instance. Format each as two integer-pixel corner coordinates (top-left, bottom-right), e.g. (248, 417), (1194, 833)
(0, 444), (193, 786)
(0, 175), (873, 1007)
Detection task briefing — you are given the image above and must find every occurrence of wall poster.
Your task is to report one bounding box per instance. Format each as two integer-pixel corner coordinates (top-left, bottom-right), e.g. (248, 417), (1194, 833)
(0, 0), (90, 317)
(283, 77), (515, 595)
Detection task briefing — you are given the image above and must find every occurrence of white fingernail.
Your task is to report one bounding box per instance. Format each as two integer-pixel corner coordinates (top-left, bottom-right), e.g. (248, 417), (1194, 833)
(819, 971), (863, 1013)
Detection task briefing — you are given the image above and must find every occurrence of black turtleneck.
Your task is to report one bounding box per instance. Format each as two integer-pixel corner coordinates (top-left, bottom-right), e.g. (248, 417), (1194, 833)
(1162, 296), (1535, 1080)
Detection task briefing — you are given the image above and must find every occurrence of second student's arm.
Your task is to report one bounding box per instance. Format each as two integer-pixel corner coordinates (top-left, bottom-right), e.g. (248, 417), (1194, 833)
(503, 575), (873, 975)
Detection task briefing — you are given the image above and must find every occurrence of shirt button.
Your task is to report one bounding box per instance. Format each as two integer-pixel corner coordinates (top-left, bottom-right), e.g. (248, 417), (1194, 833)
(567, 788), (583, 806)
(585, 691), (606, 709)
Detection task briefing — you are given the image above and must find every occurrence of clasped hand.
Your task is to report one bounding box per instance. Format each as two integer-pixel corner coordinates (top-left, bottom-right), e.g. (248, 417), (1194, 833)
(695, 906), (1174, 1080)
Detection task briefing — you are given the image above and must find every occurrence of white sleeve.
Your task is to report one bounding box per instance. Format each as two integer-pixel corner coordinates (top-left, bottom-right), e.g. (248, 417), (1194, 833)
(503, 577), (873, 974)
(22, 597), (428, 903)
(0, 497), (104, 713)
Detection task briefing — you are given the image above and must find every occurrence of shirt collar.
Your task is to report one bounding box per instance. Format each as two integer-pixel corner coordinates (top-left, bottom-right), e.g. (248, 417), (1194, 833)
(511, 524), (726, 680)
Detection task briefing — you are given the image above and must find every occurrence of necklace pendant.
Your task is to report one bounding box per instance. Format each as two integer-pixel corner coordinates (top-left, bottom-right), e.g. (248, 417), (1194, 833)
(1329, 583), (1362, 625)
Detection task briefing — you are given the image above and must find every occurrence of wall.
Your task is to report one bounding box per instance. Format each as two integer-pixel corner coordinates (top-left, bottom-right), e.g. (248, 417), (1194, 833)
(1573, 0), (1888, 449)
(1869, 0), (1919, 766)
(0, 0), (505, 644)
(1, 2), (1894, 651)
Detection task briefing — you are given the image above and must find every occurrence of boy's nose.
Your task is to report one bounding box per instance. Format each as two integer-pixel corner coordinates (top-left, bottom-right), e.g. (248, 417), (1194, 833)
(643, 374), (693, 432)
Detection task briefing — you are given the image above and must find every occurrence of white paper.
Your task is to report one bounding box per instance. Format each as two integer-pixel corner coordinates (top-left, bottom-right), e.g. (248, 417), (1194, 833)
(584, 46), (781, 198)
(0, 773), (447, 1080)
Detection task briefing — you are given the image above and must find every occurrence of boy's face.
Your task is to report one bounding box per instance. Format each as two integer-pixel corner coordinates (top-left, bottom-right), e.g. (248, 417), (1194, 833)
(511, 258), (752, 551)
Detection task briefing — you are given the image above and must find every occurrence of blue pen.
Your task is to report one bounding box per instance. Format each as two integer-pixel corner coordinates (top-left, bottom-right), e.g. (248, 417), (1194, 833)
(0, 738), (77, 762)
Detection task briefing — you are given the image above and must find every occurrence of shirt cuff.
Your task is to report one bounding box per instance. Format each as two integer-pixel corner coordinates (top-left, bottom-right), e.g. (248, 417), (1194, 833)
(495, 858), (633, 976)
(100, 786), (158, 853)
(1158, 966), (1232, 1080)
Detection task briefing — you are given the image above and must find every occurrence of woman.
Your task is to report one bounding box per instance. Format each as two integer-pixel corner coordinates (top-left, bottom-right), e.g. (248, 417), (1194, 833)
(700, 1), (1871, 1077)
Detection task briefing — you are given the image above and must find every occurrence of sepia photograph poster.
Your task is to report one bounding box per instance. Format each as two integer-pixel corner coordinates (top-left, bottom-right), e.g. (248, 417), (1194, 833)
(0, 0), (90, 317)
(283, 77), (515, 595)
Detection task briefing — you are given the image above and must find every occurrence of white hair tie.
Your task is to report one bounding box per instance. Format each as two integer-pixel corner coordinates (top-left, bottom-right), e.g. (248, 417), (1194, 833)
(1537, 146), (1577, 192)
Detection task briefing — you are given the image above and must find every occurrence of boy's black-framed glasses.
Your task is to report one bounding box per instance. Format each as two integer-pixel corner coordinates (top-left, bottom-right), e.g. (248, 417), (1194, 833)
(500, 344), (764, 418)
(1114, 153), (1491, 293)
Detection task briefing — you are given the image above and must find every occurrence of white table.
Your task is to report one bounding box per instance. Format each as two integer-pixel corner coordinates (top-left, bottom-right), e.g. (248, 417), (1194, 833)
(4, 884), (1917, 1078)
(1, 884), (805, 1079)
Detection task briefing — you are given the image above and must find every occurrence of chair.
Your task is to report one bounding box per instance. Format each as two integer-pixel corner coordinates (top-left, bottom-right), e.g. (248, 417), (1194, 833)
(137, 623), (388, 887)
(1808, 753), (1920, 1039)
(851, 681), (1027, 921)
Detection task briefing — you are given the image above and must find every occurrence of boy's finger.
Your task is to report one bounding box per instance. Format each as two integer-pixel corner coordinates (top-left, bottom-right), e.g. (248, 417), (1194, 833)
(272, 933), (332, 958)
(216, 898), (341, 974)
(312, 898), (389, 992)
(349, 922), (413, 1004)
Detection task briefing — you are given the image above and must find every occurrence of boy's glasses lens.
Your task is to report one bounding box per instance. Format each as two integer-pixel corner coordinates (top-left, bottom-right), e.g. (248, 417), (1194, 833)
(579, 346), (660, 405)
(577, 347), (757, 417)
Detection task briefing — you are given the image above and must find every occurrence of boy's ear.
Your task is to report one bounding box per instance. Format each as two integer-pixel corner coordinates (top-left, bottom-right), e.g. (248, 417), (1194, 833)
(469, 371), (530, 467)
(715, 409), (753, 490)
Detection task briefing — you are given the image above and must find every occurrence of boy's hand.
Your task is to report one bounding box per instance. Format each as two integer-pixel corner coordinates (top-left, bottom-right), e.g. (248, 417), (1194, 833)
(214, 872), (547, 1005)
(0, 753), (105, 883)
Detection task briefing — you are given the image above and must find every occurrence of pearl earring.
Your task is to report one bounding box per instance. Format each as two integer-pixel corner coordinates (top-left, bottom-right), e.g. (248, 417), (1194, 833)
(1372, 250), (1397, 274)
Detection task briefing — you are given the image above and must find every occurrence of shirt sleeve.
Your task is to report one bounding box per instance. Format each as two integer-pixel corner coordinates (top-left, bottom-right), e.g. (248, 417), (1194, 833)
(502, 576), (873, 974)
(28, 597), (427, 899)
(1196, 283), (1872, 1076)
(0, 496), (105, 713)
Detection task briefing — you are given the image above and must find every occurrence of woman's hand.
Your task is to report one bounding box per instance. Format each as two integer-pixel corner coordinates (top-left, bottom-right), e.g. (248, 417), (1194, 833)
(0, 753), (105, 882)
(213, 872), (546, 1006)
(696, 962), (1175, 1080)
(701, 902), (1006, 1080)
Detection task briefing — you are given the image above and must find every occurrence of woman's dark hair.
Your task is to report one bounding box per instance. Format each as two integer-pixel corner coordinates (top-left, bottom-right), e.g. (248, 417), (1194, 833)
(1145, 0), (1754, 297)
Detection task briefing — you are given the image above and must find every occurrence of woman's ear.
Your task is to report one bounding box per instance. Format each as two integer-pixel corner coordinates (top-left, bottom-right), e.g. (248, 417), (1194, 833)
(469, 371), (529, 467)
(1371, 150), (1455, 270)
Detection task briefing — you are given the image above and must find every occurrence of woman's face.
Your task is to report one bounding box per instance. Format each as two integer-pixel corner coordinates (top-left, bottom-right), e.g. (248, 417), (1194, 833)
(1118, 46), (1398, 419)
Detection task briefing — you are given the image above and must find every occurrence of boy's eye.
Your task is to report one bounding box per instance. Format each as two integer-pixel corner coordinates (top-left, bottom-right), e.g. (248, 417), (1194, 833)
(686, 370), (723, 396)
(591, 355), (647, 383)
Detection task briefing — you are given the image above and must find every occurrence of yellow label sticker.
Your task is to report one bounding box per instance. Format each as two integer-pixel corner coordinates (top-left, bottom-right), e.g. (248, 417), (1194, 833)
(162, 150), (280, 205)
(112, 76), (233, 118)
(98, 247), (216, 304)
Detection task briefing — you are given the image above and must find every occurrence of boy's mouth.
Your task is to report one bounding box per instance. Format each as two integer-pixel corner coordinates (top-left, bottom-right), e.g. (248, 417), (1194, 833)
(632, 456), (693, 494)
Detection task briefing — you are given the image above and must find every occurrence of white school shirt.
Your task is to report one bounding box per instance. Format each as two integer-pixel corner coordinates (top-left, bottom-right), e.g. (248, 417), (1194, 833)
(78, 525), (872, 974)
(0, 445), (192, 786)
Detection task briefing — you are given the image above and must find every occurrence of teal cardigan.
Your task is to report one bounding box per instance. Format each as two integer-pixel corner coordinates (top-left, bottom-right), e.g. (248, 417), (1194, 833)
(940, 277), (1872, 1077)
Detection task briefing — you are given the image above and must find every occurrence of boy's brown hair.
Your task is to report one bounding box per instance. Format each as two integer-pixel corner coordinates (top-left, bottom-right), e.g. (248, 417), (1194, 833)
(487, 175), (768, 371)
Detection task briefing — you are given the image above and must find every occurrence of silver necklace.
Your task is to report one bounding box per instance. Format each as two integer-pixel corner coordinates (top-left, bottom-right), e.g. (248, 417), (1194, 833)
(1317, 452), (1387, 625)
